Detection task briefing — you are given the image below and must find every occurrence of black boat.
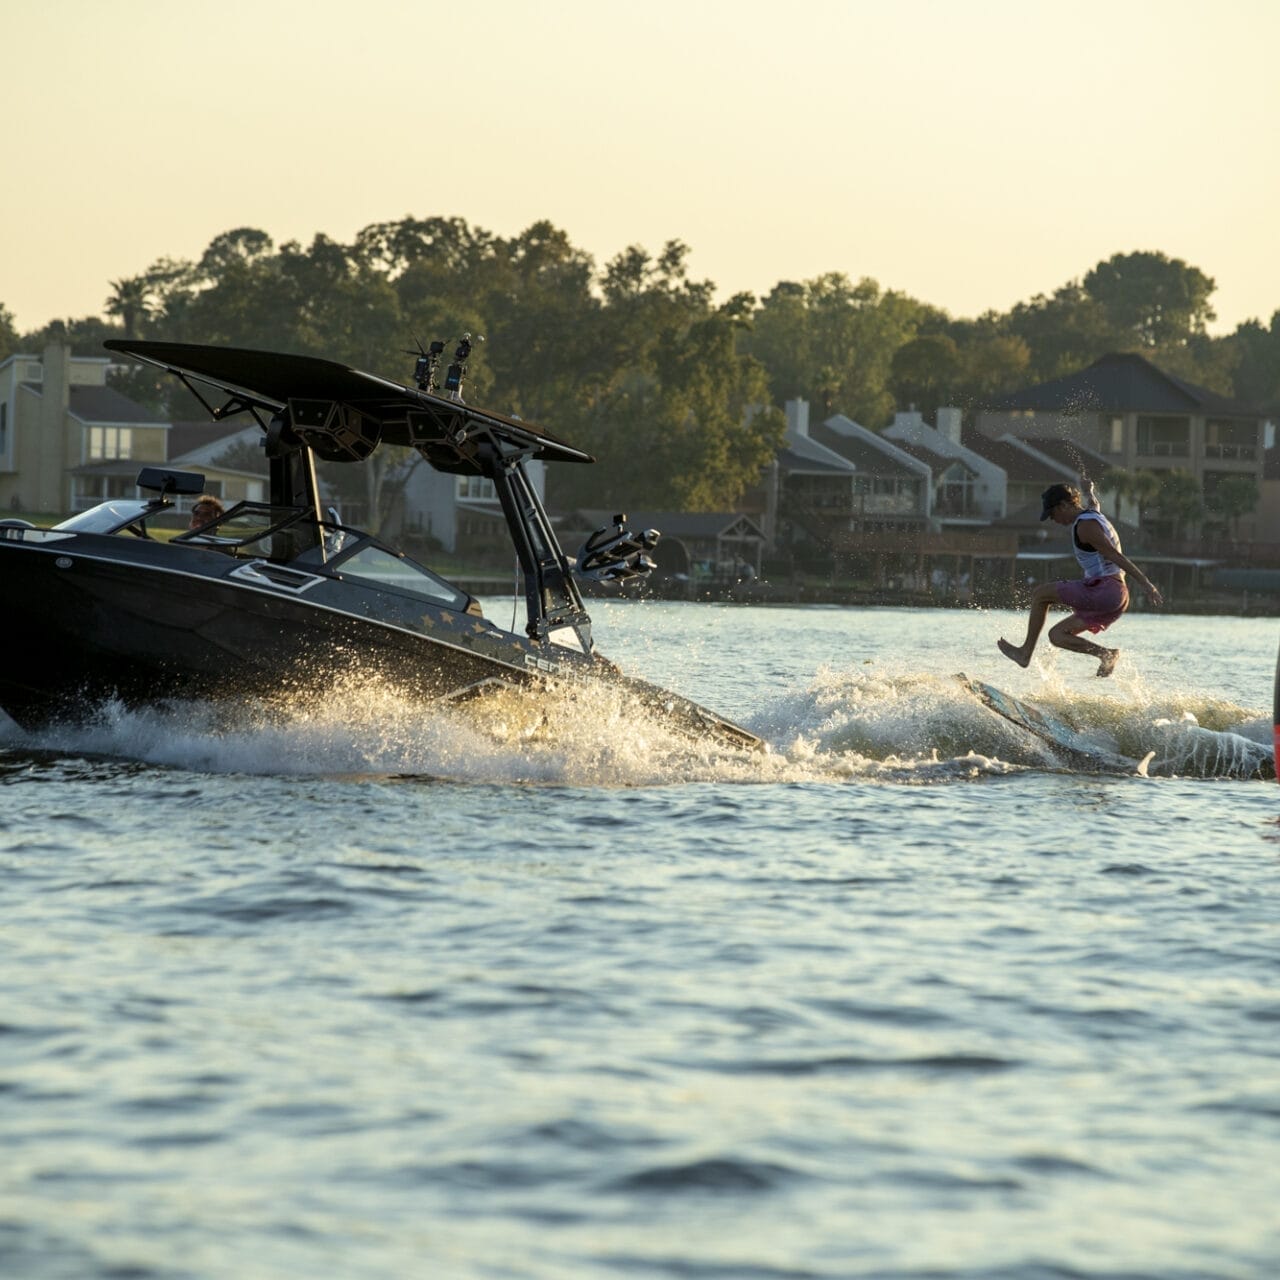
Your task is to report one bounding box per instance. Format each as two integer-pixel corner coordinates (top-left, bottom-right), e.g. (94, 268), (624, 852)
(0, 339), (760, 750)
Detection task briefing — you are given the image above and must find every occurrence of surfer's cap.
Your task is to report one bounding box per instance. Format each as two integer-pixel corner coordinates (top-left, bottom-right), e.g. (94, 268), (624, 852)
(1040, 483), (1079, 520)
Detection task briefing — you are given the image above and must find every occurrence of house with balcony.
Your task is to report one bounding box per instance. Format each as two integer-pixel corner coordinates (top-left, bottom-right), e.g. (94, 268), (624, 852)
(0, 344), (171, 515)
(801, 404), (930, 529)
(763, 399), (928, 551)
(757, 399), (1018, 589)
(974, 352), (1272, 541)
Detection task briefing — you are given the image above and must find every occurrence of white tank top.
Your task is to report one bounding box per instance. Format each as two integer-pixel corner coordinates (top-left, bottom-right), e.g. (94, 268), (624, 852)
(1072, 511), (1123, 580)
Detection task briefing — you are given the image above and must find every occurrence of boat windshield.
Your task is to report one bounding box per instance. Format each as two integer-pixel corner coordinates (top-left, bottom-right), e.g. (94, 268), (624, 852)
(54, 500), (155, 534)
(178, 502), (322, 559)
(327, 544), (469, 609)
(181, 502), (470, 610)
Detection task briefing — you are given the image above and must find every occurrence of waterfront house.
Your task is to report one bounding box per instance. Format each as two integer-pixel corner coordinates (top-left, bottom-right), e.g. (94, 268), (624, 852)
(974, 352), (1272, 541)
(882, 407), (1006, 525)
(0, 344), (170, 516)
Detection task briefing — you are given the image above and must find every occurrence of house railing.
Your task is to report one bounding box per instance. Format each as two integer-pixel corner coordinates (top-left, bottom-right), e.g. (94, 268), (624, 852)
(1136, 441), (1190, 458)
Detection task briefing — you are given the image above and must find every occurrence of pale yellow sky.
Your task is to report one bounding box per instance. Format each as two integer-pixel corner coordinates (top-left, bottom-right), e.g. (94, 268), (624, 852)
(4, 0), (1277, 336)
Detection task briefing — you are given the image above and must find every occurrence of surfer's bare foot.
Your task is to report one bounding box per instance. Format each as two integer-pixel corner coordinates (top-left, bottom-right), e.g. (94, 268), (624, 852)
(997, 638), (1030, 669)
(1096, 649), (1119, 677)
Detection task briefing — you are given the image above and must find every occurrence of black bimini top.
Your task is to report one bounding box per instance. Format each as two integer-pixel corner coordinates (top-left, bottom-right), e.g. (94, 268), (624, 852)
(104, 340), (594, 474)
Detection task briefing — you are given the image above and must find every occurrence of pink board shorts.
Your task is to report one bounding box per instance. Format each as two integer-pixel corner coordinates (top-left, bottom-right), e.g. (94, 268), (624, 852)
(1056, 574), (1129, 633)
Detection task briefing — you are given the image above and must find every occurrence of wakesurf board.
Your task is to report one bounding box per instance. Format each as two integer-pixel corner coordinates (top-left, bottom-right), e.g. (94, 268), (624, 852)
(958, 675), (1139, 775)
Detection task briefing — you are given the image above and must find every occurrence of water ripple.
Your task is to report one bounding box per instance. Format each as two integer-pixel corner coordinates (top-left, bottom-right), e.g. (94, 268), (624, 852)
(604, 1155), (802, 1194)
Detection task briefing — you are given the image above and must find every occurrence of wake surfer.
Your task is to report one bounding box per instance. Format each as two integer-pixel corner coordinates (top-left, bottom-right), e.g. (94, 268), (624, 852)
(998, 482), (1163, 677)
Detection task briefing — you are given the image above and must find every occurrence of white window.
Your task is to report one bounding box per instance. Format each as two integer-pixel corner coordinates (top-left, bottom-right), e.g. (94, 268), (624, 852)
(455, 475), (497, 501)
(86, 426), (133, 461)
(1107, 417), (1124, 454)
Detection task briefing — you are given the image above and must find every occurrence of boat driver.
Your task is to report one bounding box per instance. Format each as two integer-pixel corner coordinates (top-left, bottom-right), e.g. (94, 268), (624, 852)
(188, 496), (224, 531)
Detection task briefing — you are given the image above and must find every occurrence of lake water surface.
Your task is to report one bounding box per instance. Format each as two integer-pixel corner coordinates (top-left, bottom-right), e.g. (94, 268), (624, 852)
(2, 602), (1278, 1279)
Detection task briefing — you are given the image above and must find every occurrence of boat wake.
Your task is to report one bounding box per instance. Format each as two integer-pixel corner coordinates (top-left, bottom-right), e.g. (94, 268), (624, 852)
(754, 665), (1273, 782)
(0, 665), (1270, 784)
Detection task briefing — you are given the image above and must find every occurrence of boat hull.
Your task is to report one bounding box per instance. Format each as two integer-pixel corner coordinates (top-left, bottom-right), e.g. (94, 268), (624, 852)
(0, 537), (546, 730)
(0, 535), (761, 750)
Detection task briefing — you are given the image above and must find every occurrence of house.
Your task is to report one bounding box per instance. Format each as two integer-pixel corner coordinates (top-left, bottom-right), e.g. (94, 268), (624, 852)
(1259, 433), (1280, 533)
(0, 344), (170, 515)
(71, 418), (270, 521)
(759, 400), (1020, 592)
(975, 351), (1273, 541)
(883, 407), (1006, 524)
(808, 408), (930, 529)
(402, 456), (547, 556)
(759, 400), (858, 541)
(166, 420), (270, 513)
(960, 429), (1082, 523)
(769, 399), (929, 535)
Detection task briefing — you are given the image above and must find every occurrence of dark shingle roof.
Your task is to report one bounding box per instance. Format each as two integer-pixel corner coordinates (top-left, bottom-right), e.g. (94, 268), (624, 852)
(891, 439), (973, 475)
(776, 446), (851, 475)
(982, 352), (1261, 416)
(961, 429), (1076, 483)
(66, 385), (168, 425)
(811, 424), (920, 479)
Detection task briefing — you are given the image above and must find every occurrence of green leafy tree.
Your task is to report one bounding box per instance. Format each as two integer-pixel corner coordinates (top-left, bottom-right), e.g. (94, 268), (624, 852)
(889, 334), (962, 410)
(0, 303), (20, 361)
(1223, 313), (1280, 406)
(962, 333), (1031, 403)
(1083, 250), (1216, 348)
(1146, 330), (1238, 396)
(23, 314), (123, 358)
(649, 303), (784, 510)
(76, 219), (1276, 528)
(559, 272), (783, 510)
(1007, 283), (1119, 381)
(480, 220), (601, 423)
(746, 273), (928, 425)
(354, 215), (497, 281)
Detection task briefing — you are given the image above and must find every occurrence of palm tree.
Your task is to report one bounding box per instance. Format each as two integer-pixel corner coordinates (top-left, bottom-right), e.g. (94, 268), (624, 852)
(104, 276), (153, 338)
(1107, 467), (1162, 528)
(1208, 475), (1259, 541)
(1149, 469), (1203, 543)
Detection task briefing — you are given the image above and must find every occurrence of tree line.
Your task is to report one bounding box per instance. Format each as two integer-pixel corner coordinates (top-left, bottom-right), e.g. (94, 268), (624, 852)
(2, 217), (1278, 513)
